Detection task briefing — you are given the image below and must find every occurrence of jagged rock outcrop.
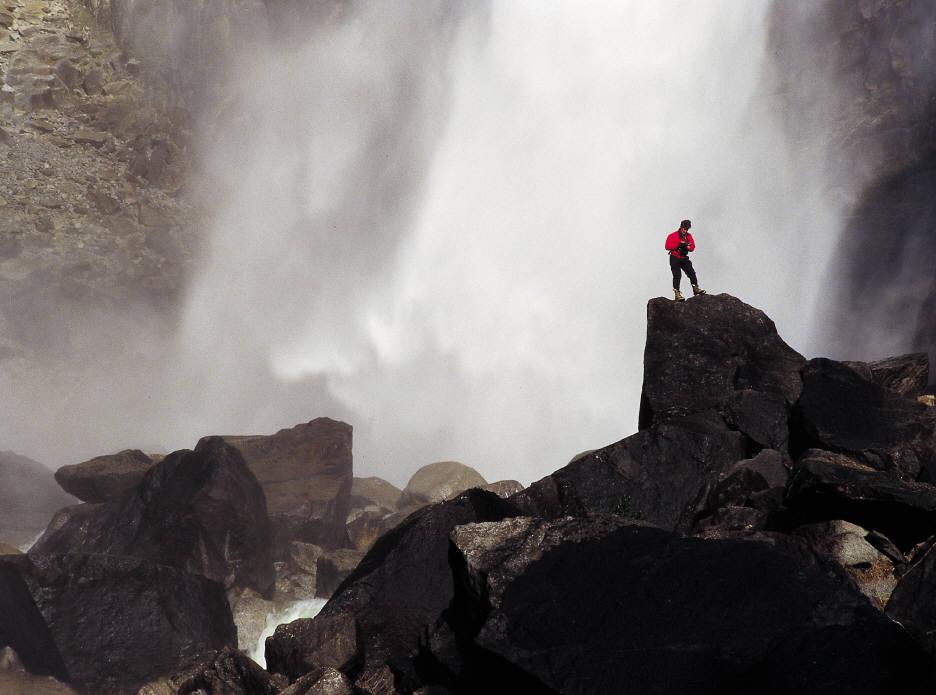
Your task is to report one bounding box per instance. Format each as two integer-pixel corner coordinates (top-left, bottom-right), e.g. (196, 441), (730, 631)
(0, 451), (75, 548)
(638, 294), (805, 451)
(0, 561), (69, 684)
(53, 448), (154, 502)
(792, 358), (936, 479)
(2, 552), (235, 694)
(887, 540), (936, 654)
(421, 516), (929, 694)
(794, 520), (898, 609)
(136, 646), (278, 695)
(224, 418), (353, 551)
(31, 437), (275, 595)
(398, 462), (487, 509)
(512, 412), (747, 532)
(351, 477), (402, 514)
(0, 0), (195, 371)
(844, 353), (930, 397)
(265, 489), (521, 681)
(784, 448), (936, 549)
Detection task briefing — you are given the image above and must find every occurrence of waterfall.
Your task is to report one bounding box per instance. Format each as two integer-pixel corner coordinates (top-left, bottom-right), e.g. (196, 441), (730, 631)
(174, 0), (842, 485)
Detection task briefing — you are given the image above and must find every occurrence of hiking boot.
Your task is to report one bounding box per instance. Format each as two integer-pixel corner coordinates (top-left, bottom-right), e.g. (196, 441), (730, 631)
(674, 289), (685, 302)
(692, 285), (706, 296)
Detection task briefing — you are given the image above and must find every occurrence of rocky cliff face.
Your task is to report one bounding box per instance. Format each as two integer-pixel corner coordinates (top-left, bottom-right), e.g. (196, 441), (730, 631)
(0, 0), (195, 374)
(768, 0), (936, 362)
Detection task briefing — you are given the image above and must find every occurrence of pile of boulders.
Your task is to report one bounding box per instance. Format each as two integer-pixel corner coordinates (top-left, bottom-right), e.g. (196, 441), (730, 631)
(259, 294), (936, 694)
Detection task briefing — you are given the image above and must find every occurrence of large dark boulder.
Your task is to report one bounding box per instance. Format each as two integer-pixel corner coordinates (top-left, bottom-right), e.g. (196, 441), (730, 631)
(266, 489), (521, 681)
(53, 449), (154, 503)
(223, 418), (353, 550)
(0, 561), (68, 683)
(31, 437), (275, 595)
(844, 353), (930, 398)
(427, 516), (931, 694)
(887, 541), (936, 654)
(511, 412), (747, 532)
(139, 646), (279, 695)
(784, 449), (936, 549)
(639, 294), (805, 450)
(0, 451), (76, 548)
(792, 358), (936, 479)
(2, 553), (236, 694)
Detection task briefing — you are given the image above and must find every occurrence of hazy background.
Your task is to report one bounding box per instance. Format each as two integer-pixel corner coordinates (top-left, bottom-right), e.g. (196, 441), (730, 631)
(3, 1), (852, 485)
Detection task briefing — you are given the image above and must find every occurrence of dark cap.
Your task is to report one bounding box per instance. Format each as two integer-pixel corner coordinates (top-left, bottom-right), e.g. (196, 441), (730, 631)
(680, 219), (691, 229)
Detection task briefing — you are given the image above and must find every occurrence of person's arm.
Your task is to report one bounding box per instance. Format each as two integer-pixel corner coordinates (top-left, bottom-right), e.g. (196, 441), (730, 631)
(686, 233), (695, 252)
(664, 232), (680, 251)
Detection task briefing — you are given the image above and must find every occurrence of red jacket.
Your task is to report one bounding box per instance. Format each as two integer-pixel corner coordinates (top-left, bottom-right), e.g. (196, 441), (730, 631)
(665, 230), (695, 259)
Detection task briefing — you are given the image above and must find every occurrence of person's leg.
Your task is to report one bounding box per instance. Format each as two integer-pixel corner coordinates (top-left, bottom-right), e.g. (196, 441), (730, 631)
(670, 256), (682, 290)
(682, 258), (698, 286)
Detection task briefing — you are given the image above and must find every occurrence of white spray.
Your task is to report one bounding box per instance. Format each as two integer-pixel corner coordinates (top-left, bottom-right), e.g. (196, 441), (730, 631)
(2, 2), (846, 484)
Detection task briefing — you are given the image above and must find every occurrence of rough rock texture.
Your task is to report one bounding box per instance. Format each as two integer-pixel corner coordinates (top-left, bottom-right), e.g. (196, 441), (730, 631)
(784, 449), (936, 549)
(887, 541), (936, 654)
(0, 0), (196, 378)
(53, 448), (153, 502)
(228, 588), (275, 653)
(427, 516), (929, 694)
(0, 561), (69, 683)
(31, 437), (275, 595)
(692, 449), (791, 535)
(845, 353), (930, 397)
(639, 294), (805, 451)
(224, 418), (353, 550)
(512, 412), (747, 532)
(2, 552), (235, 695)
(0, 451), (75, 548)
(346, 510), (387, 554)
(82, 0), (269, 114)
(794, 520), (898, 609)
(274, 542), (322, 601)
(792, 358), (936, 479)
(280, 666), (353, 695)
(350, 477), (401, 514)
(315, 548), (364, 599)
(398, 461), (487, 508)
(266, 489), (521, 680)
(136, 646), (278, 695)
(479, 479), (524, 498)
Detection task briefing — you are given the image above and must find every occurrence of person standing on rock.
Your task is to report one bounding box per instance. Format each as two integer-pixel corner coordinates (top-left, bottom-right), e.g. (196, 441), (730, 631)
(665, 219), (706, 301)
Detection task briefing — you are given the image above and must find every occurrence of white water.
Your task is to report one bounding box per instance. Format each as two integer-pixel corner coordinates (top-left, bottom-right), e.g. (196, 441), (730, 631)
(176, 1), (842, 485)
(251, 598), (326, 669)
(2, 2), (846, 484)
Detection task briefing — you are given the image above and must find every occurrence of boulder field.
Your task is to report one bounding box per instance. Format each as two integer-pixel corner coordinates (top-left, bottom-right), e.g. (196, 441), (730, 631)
(6, 292), (936, 694)
(262, 294), (936, 694)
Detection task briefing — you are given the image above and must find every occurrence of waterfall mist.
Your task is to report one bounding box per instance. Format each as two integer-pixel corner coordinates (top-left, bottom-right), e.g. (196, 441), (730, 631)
(2, 1), (847, 486)
(178, 0), (843, 485)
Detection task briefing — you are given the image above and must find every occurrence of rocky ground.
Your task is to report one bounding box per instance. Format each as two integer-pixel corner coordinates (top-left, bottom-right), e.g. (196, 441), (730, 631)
(5, 293), (936, 694)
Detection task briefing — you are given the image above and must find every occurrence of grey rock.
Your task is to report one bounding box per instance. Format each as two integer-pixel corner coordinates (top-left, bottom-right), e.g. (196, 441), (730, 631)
(53, 448), (153, 502)
(794, 520), (898, 609)
(399, 461), (487, 508)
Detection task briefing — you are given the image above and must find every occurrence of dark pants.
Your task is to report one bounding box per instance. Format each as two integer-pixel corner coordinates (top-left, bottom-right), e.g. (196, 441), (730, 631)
(670, 255), (698, 290)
